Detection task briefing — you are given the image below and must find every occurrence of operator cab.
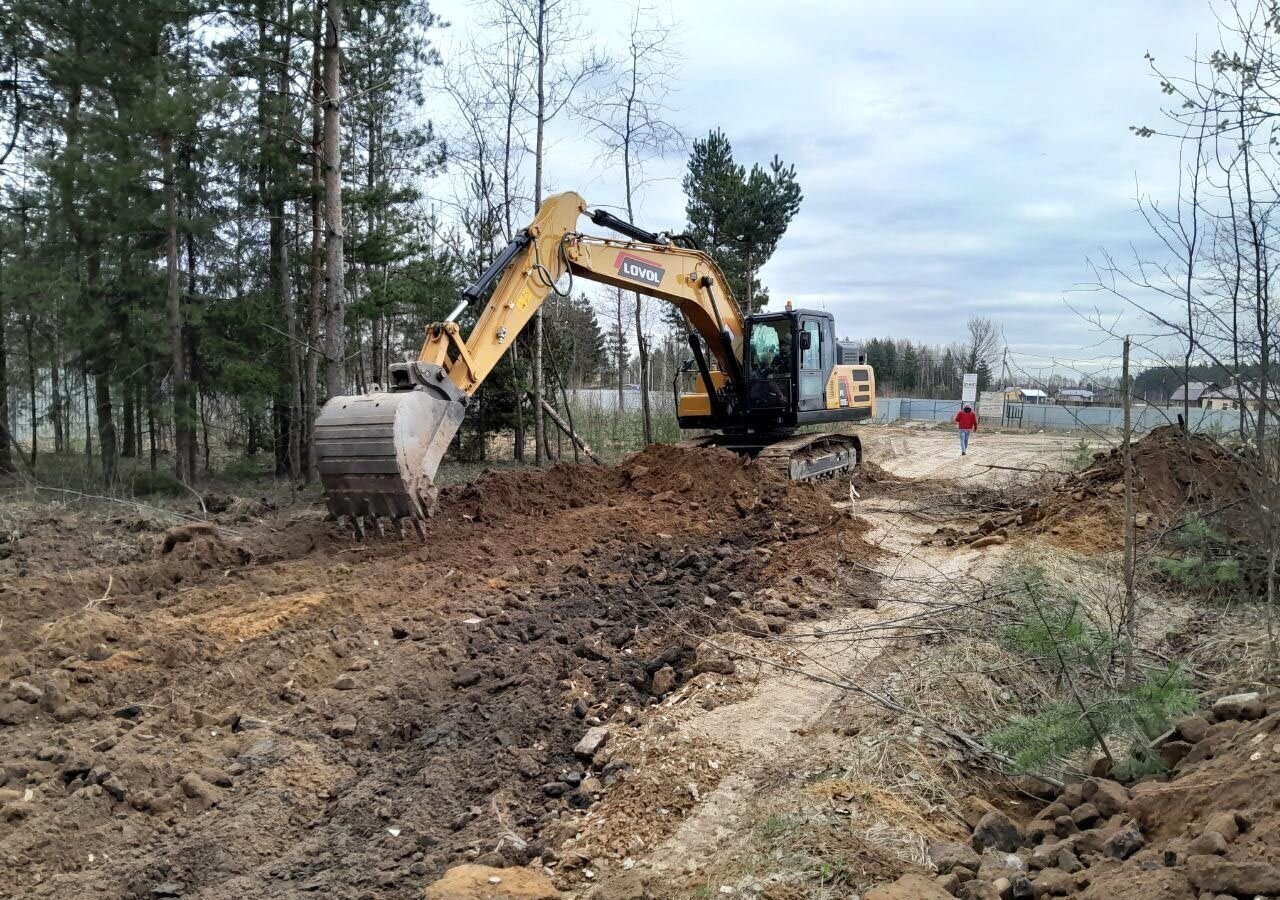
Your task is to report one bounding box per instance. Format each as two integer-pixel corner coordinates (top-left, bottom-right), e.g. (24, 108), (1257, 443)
(742, 309), (843, 426)
(674, 307), (874, 431)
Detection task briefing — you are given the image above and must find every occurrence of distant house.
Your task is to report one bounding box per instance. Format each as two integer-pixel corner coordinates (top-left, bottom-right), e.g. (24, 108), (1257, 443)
(1004, 387), (1049, 405)
(1198, 382), (1280, 411)
(1169, 382), (1216, 406)
(1056, 388), (1095, 406)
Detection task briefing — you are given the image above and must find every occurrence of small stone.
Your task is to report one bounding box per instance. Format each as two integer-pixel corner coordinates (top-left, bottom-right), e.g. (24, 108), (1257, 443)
(0, 700), (34, 725)
(976, 850), (1024, 884)
(101, 774), (127, 801)
(1034, 801), (1069, 823)
(10, 682), (41, 704)
(972, 810), (1023, 853)
(962, 796), (999, 828)
(1057, 782), (1083, 809)
(650, 666), (677, 697)
(574, 726), (608, 759)
(1053, 815), (1076, 838)
(53, 701), (97, 722)
(87, 644), (113, 662)
(1103, 822), (1144, 860)
(151, 883), (185, 898)
(929, 841), (982, 873)
(1160, 740), (1193, 768)
(865, 873), (957, 899)
(541, 782), (567, 797)
(1203, 810), (1244, 840)
(1031, 868), (1074, 896)
(1186, 855), (1280, 895)
(451, 669), (481, 688)
(729, 609), (768, 636)
(1211, 691), (1265, 722)
(1085, 755), (1113, 778)
(1056, 848), (1082, 874)
(1069, 803), (1100, 828)
(1081, 778), (1128, 817)
(330, 714), (357, 738)
(333, 675), (356, 691)
(179, 773), (214, 801)
(1188, 830), (1228, 856)
(1174, 714), (1211, 743)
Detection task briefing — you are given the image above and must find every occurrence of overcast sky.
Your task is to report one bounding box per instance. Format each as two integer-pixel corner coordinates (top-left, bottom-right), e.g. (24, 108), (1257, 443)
(424, 0), (1219, 379)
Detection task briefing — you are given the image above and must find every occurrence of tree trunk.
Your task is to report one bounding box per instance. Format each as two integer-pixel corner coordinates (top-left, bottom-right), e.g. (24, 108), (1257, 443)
(532, 0), (547, 466)
(303, 2), (325, 480)
(121, 384), (134, 457)
(81, 368), (91, 459)
(49, 351), (63, 454)
(24, 317), (37, 467)
(512, 343), (526, 462)
(622, 148), (653, 444)
(163, 133), (191, 484)
(0, 264), (10, 475)
(93, 367), (116, 487)
(321, 0), (346, 400)
(147, 378), (157, 471)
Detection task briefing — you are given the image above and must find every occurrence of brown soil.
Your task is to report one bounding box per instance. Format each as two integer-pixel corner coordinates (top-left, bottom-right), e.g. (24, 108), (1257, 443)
(1028, 426), (1253, 553)
(880, 696), (1280, 900)
(0, 445), (878, 899)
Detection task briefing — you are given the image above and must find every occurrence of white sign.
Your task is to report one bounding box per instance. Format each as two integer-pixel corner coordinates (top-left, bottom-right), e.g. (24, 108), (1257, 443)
(962, 373), (978, 403)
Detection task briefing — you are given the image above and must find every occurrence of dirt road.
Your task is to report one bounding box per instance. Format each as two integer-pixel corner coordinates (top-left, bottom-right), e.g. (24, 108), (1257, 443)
(0, 428), (1077, 899)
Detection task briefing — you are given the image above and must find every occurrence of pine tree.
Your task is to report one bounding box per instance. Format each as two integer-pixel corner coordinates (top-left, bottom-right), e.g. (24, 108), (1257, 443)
(682, 129), (802, 313)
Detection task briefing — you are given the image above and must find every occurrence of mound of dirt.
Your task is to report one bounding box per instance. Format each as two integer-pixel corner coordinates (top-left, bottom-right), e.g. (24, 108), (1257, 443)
(1030, 426), (1253, 552)
(447, 443), (783, 524)
(0, 446), (881, 899)
(871, 692), (1280, 900)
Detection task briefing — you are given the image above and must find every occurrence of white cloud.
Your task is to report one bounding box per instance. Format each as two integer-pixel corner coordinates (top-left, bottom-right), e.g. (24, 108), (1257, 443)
(425, 0), (1218, 368)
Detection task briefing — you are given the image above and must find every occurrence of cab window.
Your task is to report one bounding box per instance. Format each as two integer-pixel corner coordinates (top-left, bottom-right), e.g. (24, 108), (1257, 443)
(749, 321), (792, 375)
(800, 320), (822, 370)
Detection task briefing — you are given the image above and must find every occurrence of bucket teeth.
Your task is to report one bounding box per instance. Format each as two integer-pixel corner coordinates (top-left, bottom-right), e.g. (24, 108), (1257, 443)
(352, 516), (366, 541)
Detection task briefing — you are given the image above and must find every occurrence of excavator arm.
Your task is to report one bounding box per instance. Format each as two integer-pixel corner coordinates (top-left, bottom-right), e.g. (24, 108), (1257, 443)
(415, 191), (746, 396)
(314, 192), (749, 530)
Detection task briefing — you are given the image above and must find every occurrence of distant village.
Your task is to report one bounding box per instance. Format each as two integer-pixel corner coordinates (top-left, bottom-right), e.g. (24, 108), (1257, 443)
(1000, 381), (1275, 411)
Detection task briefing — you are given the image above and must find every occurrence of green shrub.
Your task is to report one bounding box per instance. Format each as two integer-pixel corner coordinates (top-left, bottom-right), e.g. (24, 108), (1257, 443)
(222, 456), (269, 480)
(1067, 437), (1095, 471)
(990, 565), (1197, 773)
(129, 469), (184, 497)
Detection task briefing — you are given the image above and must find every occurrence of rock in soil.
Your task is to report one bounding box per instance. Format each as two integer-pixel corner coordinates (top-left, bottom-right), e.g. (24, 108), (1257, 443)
(423, 864), (560, 899)
(972, 809), (1023, 853)
(865, 873), (956, 899)
(573, 726), (608, 759)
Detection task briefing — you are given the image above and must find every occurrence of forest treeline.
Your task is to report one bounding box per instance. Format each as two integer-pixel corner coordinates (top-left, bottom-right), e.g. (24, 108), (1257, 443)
(0, 0), (821, 486)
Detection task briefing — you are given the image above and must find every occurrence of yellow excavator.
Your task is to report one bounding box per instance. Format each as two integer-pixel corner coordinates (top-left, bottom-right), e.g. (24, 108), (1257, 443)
(314, 192), (875, 535)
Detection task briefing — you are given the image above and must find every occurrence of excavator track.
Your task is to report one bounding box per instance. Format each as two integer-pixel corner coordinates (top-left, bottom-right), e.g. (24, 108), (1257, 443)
(682, 431), (863, 481)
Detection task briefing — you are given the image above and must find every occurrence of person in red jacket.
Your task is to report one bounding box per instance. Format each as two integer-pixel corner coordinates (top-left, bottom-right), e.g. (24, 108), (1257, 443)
(955, 405), (978, 455)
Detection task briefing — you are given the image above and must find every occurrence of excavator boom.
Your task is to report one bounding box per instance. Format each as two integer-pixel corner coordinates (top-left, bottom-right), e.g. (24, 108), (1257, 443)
(314, 192), (874, 533)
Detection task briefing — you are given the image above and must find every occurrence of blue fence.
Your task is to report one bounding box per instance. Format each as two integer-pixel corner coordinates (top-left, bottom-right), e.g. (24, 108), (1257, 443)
(873, 397), (1245, 435)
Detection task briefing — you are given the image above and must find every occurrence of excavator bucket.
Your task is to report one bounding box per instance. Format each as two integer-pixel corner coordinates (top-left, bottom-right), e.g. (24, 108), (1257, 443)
(314, 382), (466, 532)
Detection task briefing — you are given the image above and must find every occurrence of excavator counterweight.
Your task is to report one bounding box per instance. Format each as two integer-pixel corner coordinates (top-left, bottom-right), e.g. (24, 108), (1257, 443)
(314, 192), (876, 533)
